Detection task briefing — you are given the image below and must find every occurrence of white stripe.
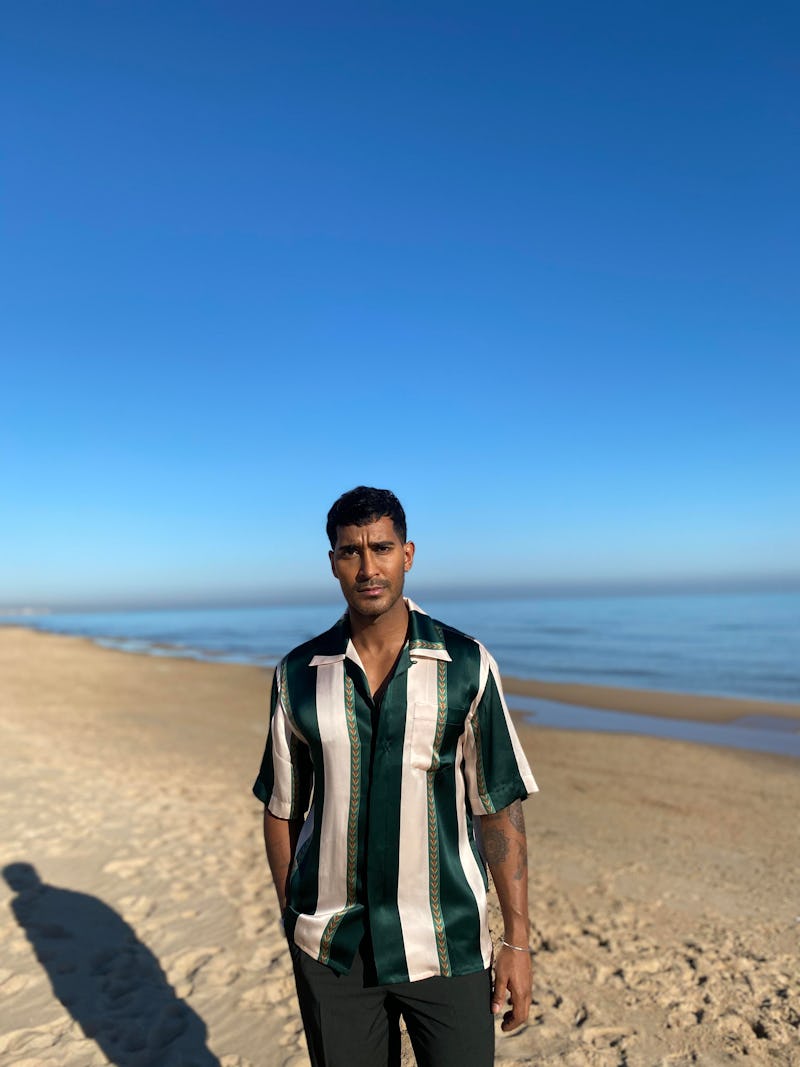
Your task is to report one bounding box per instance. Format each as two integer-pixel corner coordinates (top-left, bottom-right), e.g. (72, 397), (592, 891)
(453, 732), (493, 968)
(462, 649), (491, 811)
(295, 661), (352, 958)
(397, 657), (441, 981)
(266, 686), (297, 819)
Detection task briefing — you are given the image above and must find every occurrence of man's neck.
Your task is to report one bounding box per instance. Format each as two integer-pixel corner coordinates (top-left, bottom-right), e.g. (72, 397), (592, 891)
(349, 599), (409, 658)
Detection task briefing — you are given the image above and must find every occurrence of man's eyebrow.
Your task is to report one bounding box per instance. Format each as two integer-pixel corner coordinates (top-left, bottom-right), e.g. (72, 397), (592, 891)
(336, 539), (397, 552)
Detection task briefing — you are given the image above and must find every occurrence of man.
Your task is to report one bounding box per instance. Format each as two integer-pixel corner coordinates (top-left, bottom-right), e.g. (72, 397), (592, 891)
(254, 487), (538, 1067)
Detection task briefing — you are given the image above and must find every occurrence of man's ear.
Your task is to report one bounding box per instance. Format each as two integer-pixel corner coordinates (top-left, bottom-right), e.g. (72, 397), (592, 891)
(404, 541), (415, 572)
(329, 549), (337, 577)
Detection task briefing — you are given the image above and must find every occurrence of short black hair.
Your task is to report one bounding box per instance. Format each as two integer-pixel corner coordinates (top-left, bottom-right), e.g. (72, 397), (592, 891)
(326, 486), (407, 549)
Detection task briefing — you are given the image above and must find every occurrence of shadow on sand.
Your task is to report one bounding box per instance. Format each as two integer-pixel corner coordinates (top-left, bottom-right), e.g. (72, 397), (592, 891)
(3, 862), (220, 1067)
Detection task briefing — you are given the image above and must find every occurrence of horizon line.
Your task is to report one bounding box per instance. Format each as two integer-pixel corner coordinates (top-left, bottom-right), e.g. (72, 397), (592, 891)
(3, 572), (800, 615)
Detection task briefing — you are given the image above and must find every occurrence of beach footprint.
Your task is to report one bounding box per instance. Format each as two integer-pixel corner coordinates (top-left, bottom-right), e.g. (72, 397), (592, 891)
(240, 974), (296, 1012)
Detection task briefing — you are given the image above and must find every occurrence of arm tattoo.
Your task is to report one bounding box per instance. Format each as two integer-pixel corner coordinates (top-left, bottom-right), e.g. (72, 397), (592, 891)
(507, 799), (525, 834)
(482, 825), (509, 866)
(514, 840), (528, 881)
(479, 800), (526, 869)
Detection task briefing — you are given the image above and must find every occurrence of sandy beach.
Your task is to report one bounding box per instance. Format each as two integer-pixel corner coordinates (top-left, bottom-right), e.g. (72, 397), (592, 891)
(1, 627), (799, 1067)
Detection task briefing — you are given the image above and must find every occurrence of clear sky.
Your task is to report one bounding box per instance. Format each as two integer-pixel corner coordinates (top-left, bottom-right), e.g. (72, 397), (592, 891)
(2, 2), (799, 609)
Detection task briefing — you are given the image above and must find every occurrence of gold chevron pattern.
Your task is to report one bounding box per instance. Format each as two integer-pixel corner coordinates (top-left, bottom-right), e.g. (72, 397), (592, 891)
(426, 776), (450, 973)
(318, 911), (344, 964)
(470, 714), (496, 813)
(430, 659), (448, 771)
(288, 733), (300, 816)
(343, 674), (361, 905)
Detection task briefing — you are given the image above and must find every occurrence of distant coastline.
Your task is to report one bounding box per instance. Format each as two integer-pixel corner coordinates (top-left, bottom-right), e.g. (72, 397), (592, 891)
(3, 589), (799, 708)
(3, 624), (799, 760)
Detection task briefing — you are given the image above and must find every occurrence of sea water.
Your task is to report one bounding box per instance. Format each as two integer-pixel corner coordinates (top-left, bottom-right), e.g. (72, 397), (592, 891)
(5, 590), (799, 704)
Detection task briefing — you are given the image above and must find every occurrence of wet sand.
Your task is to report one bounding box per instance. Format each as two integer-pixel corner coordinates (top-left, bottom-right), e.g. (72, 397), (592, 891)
(503, 675), (800, 724)
(1, 628), (798, 1066)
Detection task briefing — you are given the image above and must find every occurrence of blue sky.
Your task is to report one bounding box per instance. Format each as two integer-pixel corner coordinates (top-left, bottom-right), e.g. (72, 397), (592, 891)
(2, 2), (799, 608)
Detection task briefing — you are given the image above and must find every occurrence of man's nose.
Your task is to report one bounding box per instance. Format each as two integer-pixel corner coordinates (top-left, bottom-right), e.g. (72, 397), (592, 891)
(357, 550), (377, 578)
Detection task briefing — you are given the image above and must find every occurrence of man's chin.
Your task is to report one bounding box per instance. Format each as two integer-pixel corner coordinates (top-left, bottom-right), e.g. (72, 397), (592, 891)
(348, 590), (402, 619)
(353, 597), (389, 617)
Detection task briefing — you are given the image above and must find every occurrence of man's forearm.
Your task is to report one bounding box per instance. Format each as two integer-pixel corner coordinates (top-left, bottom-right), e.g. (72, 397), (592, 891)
(263, 809), (303, 915)
(476, 799), (529, 941)
(476, 798), (532, 1032)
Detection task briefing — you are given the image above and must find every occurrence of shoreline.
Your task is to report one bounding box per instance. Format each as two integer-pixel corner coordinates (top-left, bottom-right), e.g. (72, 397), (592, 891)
(4, 624), (798, 730)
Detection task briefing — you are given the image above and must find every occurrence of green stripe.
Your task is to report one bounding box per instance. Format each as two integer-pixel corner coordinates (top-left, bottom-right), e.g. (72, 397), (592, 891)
(436, 622), (479, 708)
(285, 654), (322, 918)
(433, 765), (484, 974)
(279, 658), (304, 735)
(252, 671), (281, 804)
(407, 608), (447, 651)
(438, 639), (489, 974)
(476, 668), (528, 810)
(366, 655), (410, 982)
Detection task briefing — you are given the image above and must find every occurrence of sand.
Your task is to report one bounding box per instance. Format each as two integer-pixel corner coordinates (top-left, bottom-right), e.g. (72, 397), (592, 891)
(1, 626), (798, 1067)
(502, 676), (800, 724)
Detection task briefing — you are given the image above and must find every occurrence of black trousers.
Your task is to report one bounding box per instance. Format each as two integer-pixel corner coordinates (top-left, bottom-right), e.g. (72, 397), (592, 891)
(289, 941), (495, 1067)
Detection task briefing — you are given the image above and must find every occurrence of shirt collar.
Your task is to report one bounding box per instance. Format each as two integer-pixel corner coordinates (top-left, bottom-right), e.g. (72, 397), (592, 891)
(308, 598), (451, 667)
(405, 598), (452, 662)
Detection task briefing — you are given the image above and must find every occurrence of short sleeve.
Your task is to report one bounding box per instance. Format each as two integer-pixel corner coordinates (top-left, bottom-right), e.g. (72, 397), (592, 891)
(463, 646), (538, 814)
(252, 662), (312, 819)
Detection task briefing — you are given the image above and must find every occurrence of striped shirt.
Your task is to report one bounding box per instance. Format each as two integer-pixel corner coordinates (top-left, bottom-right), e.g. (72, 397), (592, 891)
(253, 599), (537, 984)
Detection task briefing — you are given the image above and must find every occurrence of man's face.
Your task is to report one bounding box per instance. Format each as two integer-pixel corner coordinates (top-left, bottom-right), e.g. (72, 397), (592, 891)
(329, 515), (415, 622)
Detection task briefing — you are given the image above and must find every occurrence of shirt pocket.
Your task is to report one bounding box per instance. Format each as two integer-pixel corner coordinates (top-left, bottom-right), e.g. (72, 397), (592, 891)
(409, 703), (468, 772)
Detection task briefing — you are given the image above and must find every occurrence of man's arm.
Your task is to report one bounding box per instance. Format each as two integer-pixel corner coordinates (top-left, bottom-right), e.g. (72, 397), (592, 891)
(263, 809), (303, 916)
(475, 798), (532, 1032)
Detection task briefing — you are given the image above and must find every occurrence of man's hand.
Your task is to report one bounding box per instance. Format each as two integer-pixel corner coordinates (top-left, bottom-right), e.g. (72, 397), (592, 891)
(491, 942), (532, 1032)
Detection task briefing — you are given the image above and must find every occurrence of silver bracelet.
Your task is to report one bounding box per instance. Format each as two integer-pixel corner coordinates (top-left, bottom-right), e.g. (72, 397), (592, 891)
(500, 937), (532, 953)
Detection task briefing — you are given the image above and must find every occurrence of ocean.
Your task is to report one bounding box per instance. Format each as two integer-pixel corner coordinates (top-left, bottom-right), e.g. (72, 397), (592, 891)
(5, 589), (799, 704)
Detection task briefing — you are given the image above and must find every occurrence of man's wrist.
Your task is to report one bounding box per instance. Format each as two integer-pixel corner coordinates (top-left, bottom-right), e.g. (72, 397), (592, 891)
(501, 919), (530, 943)
(499, 936), (533, 953)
